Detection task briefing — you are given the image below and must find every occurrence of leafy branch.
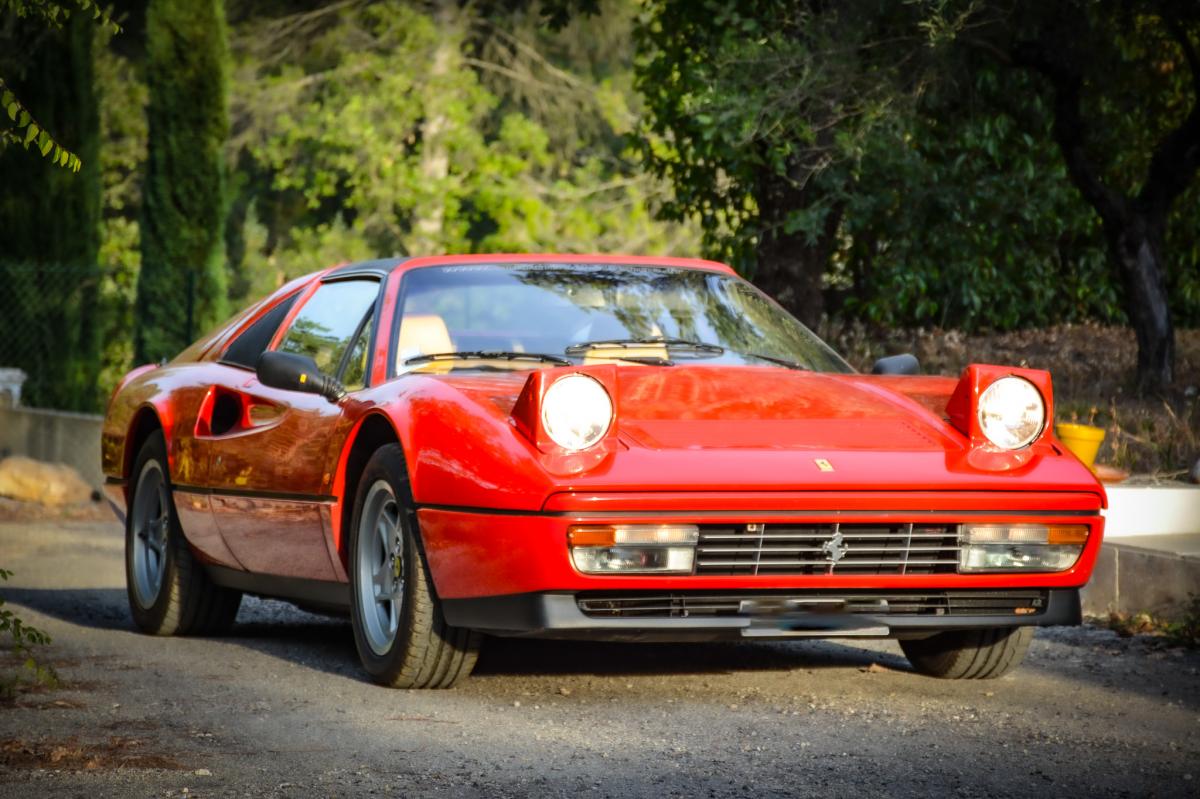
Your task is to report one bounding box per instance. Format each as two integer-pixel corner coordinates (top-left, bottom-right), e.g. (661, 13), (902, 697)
(0, 0), (120, 170)
(0, 0), (119, 33)
(0, 567), (58, 695)
(0, 80), (82, 171)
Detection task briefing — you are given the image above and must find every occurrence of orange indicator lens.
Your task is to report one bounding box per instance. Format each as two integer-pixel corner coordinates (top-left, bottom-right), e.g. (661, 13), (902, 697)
(567, 526), (616, 547)
(1046, 525), (1088, 545)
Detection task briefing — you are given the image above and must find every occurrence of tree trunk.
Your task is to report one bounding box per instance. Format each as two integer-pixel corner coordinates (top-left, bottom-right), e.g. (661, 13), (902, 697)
(1109, 213), (1174, 394)
(752, 167), (843, 330)
(409, 0), (457, 255)
(1008, 24), (1196, 396)
(755, 228), (832, 330)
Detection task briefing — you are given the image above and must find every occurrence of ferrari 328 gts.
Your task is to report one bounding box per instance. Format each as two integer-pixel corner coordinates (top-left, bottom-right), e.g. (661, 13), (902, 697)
(102, 255), (1105, 687)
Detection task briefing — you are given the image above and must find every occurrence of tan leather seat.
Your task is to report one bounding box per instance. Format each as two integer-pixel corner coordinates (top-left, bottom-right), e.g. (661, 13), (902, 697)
(582, 344), (668, 365)
(396, 314), (453, 373)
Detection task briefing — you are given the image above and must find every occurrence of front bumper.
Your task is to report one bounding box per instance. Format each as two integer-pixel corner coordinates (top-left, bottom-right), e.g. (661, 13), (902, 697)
(442, 588), (1082, 641)
(415, 491), (1105, 600)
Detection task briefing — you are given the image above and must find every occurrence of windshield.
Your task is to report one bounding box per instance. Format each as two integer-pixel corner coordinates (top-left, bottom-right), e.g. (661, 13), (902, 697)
(393, 263), (853, 374)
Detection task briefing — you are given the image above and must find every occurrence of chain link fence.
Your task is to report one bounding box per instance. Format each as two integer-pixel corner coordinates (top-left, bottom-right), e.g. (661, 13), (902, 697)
(0, 262), (140, 415)
(0, 263), (144, 486)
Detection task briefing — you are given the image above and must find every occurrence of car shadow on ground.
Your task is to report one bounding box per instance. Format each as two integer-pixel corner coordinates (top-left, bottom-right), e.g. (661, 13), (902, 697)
(473, 635), (908, 677)
(4, 587), (134, 633)
(4, 586), (910, 680)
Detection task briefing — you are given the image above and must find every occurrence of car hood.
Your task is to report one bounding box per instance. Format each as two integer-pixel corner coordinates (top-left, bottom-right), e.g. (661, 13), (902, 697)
(419, 366), (1101, 499)
(613, 367), (956, 451)
(442, 366), (959, 451)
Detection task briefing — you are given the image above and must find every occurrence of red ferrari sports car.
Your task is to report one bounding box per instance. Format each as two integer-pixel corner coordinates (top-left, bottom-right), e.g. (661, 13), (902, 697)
(102, 254), (1105, 688)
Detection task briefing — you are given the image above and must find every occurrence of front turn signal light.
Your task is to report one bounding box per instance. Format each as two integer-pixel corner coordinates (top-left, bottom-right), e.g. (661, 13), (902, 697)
(568, 524), (699, 574)
(958, 523), (1087, 573)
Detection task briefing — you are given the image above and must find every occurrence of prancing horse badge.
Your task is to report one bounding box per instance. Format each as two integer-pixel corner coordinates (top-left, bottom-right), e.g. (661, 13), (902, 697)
(814, 458), (834, 472)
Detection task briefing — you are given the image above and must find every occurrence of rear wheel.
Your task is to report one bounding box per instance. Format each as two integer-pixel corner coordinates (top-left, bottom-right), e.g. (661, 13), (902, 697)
(900, 627), (1033, 679)
(125, 434), (241, 635)
(349, 444), (479, 688)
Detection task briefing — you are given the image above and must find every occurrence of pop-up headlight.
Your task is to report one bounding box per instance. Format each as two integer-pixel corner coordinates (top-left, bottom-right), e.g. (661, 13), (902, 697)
(541, 374), (614, 451)
(977, 376), (1046, 450)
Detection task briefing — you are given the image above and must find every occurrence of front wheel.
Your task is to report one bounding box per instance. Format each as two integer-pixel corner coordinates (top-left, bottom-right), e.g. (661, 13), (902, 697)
(125, 434), (242, 635)
(899, 627), (1033, 679)
(349, 444), (479, 688)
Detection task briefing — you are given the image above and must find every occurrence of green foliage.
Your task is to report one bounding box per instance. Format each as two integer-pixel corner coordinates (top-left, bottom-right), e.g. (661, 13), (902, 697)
(94, 25), (146, 396)
(0, 10), (103, 410)
(632, 0), (970, 326)
(634, 0), (1200, 335)
(135, 0), (230, 362)
(1, 79), (82, 171)
(0, 567), (58, 697)
(634, 1), (947, 268)
(839, 68), (1123, 331)
(1, 0), (119, 32)
(0, 0), (120, 169)
(49, 0), (1200, 413)
(1165, 594), (1200, 649)
(224, 0), (694, 301)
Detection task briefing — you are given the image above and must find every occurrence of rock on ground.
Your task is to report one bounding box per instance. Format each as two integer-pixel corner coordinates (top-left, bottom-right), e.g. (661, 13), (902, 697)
(0, 456), (94, 506)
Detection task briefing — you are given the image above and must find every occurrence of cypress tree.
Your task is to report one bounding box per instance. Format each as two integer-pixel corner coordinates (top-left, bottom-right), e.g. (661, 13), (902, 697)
(135, 0), (230, 363)
(0, 13), (102, 411)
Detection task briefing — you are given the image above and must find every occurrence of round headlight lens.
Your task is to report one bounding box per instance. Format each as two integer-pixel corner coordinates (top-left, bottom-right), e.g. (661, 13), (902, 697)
(977, 376), (1046, 450)
(541, 374), (613, 451)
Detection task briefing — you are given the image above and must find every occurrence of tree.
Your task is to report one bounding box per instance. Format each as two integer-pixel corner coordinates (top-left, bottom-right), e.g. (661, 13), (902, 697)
(222, 0), (693, 301)
(134, 0), (230, 362)
(634, 0), (961, 329)
(972, 1), (1200, 393)
(837, 66), (1122, 332)
(0, 8), (102, 410)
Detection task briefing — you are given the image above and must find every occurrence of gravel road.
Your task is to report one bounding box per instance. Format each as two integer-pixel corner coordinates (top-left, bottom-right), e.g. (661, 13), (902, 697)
(1, 518), (1197, 798)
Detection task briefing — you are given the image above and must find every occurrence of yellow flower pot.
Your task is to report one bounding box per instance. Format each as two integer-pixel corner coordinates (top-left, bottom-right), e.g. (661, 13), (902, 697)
(1055, 423), (1106, 469)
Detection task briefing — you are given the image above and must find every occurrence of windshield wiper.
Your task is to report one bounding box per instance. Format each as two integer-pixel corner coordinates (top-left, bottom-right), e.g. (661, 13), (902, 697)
(404, 351), (571, 367)
(743, 352), (809, 370)
(564, 337), (724, 358)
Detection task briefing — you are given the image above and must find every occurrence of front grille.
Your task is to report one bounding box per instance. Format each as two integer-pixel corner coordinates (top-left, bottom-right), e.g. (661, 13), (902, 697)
(695, 522), (960, 576)
(577, 590), (1049, 619)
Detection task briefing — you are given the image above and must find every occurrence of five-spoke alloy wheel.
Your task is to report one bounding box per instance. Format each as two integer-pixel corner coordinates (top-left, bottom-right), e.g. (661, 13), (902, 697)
(349, 444), (479, 688)
(356, 480), (405, 656)
(129, 456), (170, 609)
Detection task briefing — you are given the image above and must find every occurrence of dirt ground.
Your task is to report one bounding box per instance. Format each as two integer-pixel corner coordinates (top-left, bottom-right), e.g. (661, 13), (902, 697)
(1, 517), (1198, 798)
(824, 322), (1200, 477)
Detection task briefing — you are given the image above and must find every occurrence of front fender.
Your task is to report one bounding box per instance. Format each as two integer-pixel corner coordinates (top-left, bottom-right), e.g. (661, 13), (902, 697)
(377, 375), (558, 511)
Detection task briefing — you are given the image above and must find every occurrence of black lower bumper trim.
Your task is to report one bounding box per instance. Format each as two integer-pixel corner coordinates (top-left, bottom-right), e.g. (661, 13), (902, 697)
(442, 588), (1082, 640)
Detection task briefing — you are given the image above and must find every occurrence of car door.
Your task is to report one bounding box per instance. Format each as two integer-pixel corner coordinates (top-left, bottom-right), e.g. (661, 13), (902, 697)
(199, 276), (382, 582)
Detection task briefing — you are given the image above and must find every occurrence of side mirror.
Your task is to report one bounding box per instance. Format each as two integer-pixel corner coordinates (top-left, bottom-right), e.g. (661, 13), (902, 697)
(256, 351), (345, 402)
(871, 353), (921, 376)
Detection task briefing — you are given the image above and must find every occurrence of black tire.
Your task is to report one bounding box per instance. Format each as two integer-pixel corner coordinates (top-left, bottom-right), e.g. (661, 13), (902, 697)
(125, 434), (242, 636)
(348, 444), (480, 688)
(900, 627), (1033, 679)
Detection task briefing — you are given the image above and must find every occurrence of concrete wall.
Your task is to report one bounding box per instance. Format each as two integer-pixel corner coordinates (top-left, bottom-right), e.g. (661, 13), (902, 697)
(1081, 536), (1200, 619)
(0, 405), (104, 488)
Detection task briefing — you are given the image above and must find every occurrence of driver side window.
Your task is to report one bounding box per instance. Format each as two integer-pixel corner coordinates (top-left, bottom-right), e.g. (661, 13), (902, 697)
(276, 279), (380, 388)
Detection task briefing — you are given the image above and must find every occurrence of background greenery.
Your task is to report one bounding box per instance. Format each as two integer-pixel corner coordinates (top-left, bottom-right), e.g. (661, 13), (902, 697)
(0, 0), (1198, 413)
